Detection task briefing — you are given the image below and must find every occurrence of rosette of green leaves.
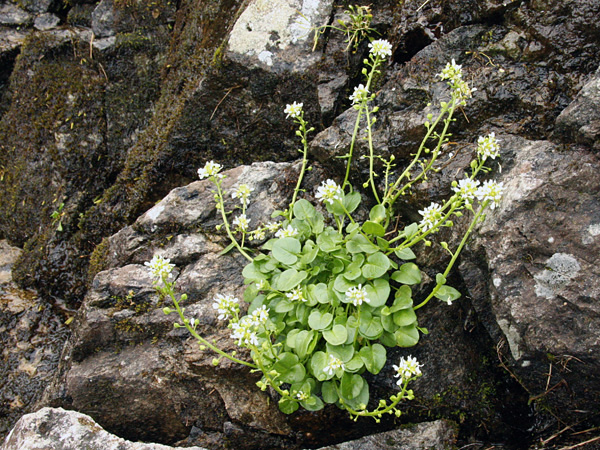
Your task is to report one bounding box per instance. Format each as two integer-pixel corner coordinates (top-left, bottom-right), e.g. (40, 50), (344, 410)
(241, 194), (424, 414)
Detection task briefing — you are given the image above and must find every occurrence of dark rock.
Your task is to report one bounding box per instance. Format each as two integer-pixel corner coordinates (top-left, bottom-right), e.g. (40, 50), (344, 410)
(0, 241), (69, 440)
(310, 419), (456, 450)
(10, 0), (52, 15)
(555, 65), (600, 150)
(0, 407), (209, 450)
(460, 135), (600, 424)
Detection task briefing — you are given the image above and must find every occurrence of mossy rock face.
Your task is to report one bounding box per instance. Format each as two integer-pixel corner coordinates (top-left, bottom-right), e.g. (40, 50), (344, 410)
(0, 27), (170, 301)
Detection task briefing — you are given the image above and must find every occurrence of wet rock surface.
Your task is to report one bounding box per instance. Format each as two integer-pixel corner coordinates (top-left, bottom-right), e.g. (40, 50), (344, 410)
(0, 241), (69, 438)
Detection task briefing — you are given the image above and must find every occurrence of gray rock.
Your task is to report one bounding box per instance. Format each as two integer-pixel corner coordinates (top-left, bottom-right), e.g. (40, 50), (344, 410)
(0, 4), (32, 26)
(310, 420), (456, 450)
(226, 0), (333, 73)
(0, 407), (208, 450)
(460, 135), (600, 421)
(33, 13), (60, 31)
(12, 0), (52, 14)
(91, 0), (115, 38)
(555, 65), (600, 150)
(0, 241), (68, 440)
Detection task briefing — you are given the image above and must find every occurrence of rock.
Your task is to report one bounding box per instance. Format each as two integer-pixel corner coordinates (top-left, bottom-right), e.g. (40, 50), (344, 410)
(12, 0), (52, 14)
(0, 241), (68, 439)
(226, 0), (333, 73)
(460, 135), (600, 423)
(0, 407), (208, 450)
(310, 419), (456, 450)
(0, 4), (32, 26)
(91, 0), (115, 38)
(33, 13), (60, 31)
(555, 65), (600, 150)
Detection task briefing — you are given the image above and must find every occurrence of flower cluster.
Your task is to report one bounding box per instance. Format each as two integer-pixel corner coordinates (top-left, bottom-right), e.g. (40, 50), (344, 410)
(286, 287), (306, 302)
(418, 202), (443, 232)
(368, 39), (392, 59)
(230, 305), (270, 347)
(315, 179), (343, 205)
(212, 293), (239, 321)
(393, 356), (423, 385)
(345, 284), (369, 306)
(275, 225), (298, 238)
(350, 84), (370, 105)
(324, 354), (345, 376)
(452, 178), (480, 206)
(232, 184), (254, 206)
(477, 133), (500, 160)
(476, 180), (504, 209)
(198, 161), (223, 179)
(284, 101), (303, 119)
(232, 214), (250, 232)
(144, 254), (175, 281)
(438, 59), (473, 104)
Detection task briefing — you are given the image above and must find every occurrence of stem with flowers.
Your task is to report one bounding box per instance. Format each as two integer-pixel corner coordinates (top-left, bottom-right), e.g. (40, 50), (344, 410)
(145, 41), (504, 420)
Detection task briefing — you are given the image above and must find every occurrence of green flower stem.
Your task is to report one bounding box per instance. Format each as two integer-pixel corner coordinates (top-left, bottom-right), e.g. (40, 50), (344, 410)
(163, 280), (257, 368)
(338, 379), (410, 419)
(342, 56), (382, 190)
(215, 180), (253, 262)
(382, 94), (460, 214)
(364, 106), (381, 204)
(413, 201), (488, 311)
(252, 347), (294, 400)
(288, 116), (311, 221)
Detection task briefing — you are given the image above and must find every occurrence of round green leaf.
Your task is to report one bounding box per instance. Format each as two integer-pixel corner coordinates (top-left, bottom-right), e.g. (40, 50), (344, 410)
(393, 308), (417, 327)
(362, 221), (385, 237)
(341, 372), (365, 400)
(310, 351), (328, 381)
(272, 237), (301, 265)
(300, 395), (324, 411)
(308, 310), (333, 331)
(321, 381), (339, 403)
(394, 247), (416, 260)
(293, 199), (317, 220)
(275, 268), (307, 291)
(359, 343), (386, 374)
(344, 354), (365, 373)
(326, 343), (354, 362)
(394, 325), (420, 347)
(390, 285), (413, 312)
(358, 310), (383, 339)
(365, 278), (390, 307)
(323, 324), (348, 345)
(278, 397), (299, 414)
(361, 252), (390, 279)
(434, 285), (462, 303)
(369, 204), (386, 222)
(391, 263), (422, 285)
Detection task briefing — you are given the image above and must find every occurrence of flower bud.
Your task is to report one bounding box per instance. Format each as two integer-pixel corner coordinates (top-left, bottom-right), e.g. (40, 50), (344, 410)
(163, 307), (172, 315)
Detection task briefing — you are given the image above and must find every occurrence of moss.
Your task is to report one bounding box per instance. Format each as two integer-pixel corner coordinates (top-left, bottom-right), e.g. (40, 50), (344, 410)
(87, 237), (110, 282)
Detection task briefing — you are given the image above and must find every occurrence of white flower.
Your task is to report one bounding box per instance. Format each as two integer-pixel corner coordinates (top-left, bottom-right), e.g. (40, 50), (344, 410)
(266, 221), (281, 233)
(197, 161), (223, 179)
(232, 214), (250, 232)
(295, 390), (309, 401)
(477, 133), (500, 160)
(345, 284), (370, 306)
(324, 354), (345, 377)
(349, 84), (369, 105)
(369, 39), (392, 59)
(438, 59), (463, 84)
(393, 356), (423, 385)
(315, 179), (343, 205)
(452, 178), (480, 205)
(232, 184), (254, 205)
(284, 101), (303, 119)
(476, 180), (504, 209)
(418, 202), (443, 232)
(275, 225), (298, 238)
(212, 293), (239, 321)
(231, 321), (259, 347)
(144, 255), (175, 280)
(286, 287), (306, 302)
(249, 305), (269, 326)
(250, 228), (266, 241)
(256, 279), (267, 290)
